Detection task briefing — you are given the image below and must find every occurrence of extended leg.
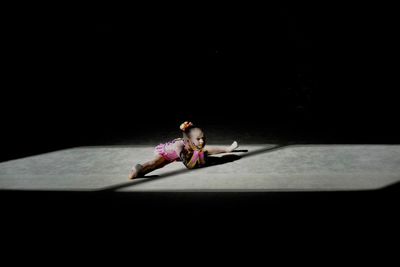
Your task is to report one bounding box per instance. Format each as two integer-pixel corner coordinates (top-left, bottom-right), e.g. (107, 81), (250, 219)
(205, 141), (239, 155)
(129, 155), (170, 179)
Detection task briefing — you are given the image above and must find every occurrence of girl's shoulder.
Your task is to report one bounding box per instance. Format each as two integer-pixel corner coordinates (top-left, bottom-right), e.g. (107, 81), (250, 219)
(172, 138), (186, 153)
(172, 138), (185, 147)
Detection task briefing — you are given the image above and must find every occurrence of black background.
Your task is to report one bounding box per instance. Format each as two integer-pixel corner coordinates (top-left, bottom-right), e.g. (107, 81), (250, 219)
(2, 3), (399, 257)
(3, 3), (399, 160)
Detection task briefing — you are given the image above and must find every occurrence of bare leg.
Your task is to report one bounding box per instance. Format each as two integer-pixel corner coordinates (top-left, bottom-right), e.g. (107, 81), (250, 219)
(205, 141), (239, 155)
(129, 155), (170, 179)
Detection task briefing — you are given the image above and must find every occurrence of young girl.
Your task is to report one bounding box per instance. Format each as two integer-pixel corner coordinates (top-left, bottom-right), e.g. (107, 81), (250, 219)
(129, 121), (239, 179)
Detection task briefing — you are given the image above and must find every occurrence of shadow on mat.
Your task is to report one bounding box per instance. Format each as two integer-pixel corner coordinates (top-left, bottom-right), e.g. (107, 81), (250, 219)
(98, 143), (289, 192)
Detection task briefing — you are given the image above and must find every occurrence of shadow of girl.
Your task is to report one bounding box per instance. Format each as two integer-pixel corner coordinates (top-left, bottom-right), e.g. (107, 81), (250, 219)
(99, 154), (244, 192)
(99, 145), (290, 192)
(204, 154), (242, 167)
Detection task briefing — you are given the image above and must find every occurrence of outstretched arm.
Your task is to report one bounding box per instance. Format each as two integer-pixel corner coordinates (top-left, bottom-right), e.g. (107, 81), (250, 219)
(204, 141), (238, 155)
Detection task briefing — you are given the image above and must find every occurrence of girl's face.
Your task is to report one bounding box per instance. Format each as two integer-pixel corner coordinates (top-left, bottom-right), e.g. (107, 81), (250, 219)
(189, 128), (206, 149)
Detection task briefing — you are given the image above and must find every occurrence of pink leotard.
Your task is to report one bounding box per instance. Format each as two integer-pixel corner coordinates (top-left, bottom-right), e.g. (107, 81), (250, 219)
(154, 138), (185, 162)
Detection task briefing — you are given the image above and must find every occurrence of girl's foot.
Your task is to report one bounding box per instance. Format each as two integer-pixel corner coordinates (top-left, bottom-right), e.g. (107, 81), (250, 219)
(227, 141), (239, 152)
(129, 164), (143, 180)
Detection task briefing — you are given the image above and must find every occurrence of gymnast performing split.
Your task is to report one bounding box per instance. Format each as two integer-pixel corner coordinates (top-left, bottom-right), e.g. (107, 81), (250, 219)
(129, 121), (239, 179)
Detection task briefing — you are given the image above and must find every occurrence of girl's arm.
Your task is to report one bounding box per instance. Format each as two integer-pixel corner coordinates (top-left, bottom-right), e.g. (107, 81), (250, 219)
(204, 141), (238, 155)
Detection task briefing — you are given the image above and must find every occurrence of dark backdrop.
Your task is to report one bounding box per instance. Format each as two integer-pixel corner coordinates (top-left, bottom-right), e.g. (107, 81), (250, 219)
(2, 3), (399, 161)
